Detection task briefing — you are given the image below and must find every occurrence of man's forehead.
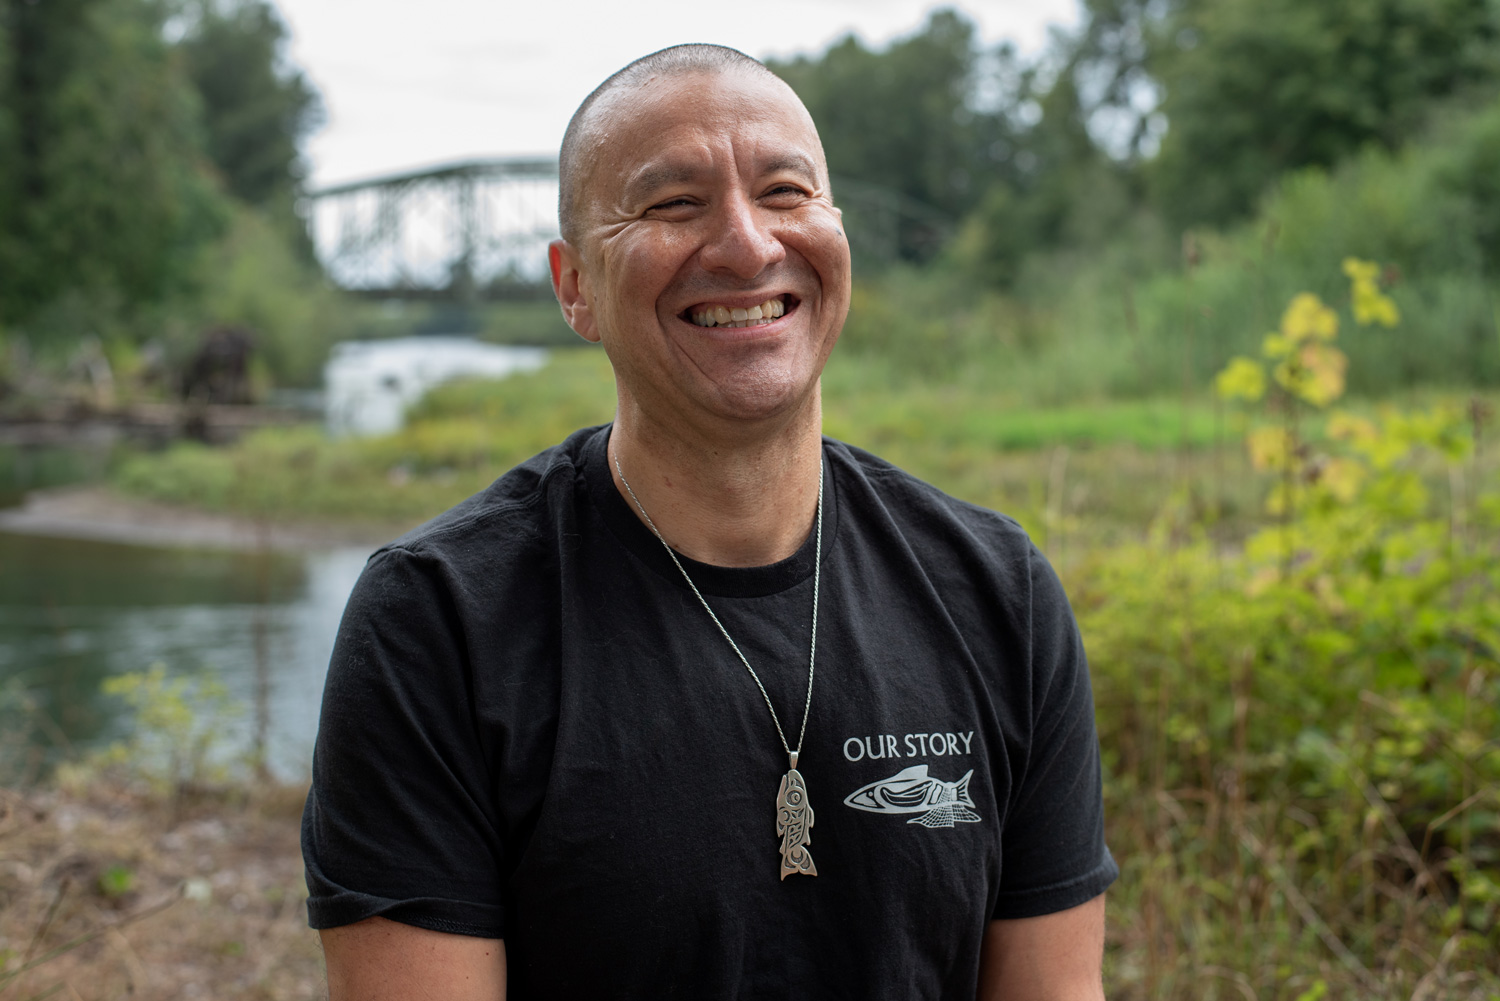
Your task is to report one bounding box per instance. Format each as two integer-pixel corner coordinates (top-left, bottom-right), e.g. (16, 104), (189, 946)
(619, 148), (821, 203)
(586, 72), (822, 180)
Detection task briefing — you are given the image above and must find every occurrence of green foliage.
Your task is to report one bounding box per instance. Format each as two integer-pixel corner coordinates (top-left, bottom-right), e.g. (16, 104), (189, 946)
(1002, 98), (1500, 401)
(768, 10), (1011, 227)
(1149, 0), (1500, 228)
(0, 443), (113, 507)
(805, 0), (1500, 312)
(947, 7), (1148, 289)
(403, 349), (614, 428)
(168, 204), (355, 387)
(823, 342), (1223, 453)
(0, 0), (229, 332)
(805, 0), (1499, 290)
(1063, 0), (1162, 161)
(832, 266), (1020, 379)
(950, 153), (1137, 290)
(175, 0), (320, 212)
(58, 663), (246, 797)
(1430, 97), (1500, 275)
(1077, 270), (1500, 993)
(768, 6), (1145, 273)
(113, 350), (618, 521)
(0, 0), (334, 391)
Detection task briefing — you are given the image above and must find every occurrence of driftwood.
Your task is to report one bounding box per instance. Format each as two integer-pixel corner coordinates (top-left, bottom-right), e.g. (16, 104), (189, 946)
(0, 401), (311, 447)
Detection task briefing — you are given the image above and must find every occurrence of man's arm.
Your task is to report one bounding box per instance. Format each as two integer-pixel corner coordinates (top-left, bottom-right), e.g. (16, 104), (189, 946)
(976, 893), (1106, 1001)
(321, 917), (506, 1001)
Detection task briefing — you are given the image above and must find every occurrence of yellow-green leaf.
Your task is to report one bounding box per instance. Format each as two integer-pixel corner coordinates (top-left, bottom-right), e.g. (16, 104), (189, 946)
(1215, 356), (1266, 402)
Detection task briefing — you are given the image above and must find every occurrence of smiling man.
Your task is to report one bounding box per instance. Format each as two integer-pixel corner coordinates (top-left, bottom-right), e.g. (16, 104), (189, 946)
(303, 44), (1116, 1000)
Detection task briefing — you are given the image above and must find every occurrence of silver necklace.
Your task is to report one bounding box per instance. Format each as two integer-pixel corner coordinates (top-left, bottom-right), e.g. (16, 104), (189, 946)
(614, 451), (822, 880)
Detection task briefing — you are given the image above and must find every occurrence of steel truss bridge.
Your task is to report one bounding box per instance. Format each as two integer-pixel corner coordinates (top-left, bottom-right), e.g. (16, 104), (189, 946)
(306, 156), (950, 301)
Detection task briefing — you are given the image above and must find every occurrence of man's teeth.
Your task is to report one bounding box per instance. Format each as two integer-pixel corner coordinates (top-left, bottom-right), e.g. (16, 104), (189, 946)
(690, 299), (786, 328)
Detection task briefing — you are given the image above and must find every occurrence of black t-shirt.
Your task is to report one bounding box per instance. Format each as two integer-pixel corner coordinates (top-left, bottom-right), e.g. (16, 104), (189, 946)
(302, 425), (1117, 999)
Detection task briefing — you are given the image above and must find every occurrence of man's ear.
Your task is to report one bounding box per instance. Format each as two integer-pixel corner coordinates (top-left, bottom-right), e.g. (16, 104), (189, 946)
(549, 240), (600, 343)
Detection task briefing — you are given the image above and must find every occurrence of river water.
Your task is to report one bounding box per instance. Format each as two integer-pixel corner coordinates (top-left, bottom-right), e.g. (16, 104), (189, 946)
(0, 529), (372, 781)
(0, 341), (557, 782)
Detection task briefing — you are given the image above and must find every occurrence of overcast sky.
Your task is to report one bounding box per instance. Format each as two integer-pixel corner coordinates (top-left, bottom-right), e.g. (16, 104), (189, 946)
(273, 0), (1082, 189)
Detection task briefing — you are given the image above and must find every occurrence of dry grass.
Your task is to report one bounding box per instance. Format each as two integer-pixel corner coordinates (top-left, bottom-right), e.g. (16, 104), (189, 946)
(0, 782), (324, 1000)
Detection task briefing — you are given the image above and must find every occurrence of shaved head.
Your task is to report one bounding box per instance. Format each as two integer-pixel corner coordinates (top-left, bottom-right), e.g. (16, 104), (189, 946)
(557, 44), (787, 245)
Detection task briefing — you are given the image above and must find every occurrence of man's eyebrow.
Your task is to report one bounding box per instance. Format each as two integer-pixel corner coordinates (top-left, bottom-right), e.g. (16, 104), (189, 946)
(623, 163), (704, 203)
(759, 151), (819, 180)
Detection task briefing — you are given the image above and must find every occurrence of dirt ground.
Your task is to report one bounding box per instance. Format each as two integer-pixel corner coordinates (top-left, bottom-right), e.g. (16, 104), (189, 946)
(0, 782), (326, 1000)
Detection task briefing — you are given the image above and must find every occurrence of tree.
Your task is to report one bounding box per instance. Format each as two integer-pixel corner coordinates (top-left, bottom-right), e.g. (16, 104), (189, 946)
(174, 0), (320, 212)
(1064, 0), (1166, 163)
(0, 0), (226, 333)
(768, 8), (1026, 253)
(952, 66), (1139, 288)
(0, 7), (17, 282)
(942, 0), (1154, 288)
(1149, 0), (1500, 229)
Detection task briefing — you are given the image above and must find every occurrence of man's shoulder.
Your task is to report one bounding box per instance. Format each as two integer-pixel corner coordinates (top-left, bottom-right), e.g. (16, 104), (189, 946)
(826, 436), (1033, 553)
(378, 425), (605, 562)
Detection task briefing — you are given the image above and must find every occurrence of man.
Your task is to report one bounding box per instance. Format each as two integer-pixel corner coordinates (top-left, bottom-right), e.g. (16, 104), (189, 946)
(303, 44), (1116, 1000)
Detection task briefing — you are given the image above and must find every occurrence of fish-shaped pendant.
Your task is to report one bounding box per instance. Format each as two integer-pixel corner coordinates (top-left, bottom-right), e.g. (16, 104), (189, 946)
(776, 754), (817, 879)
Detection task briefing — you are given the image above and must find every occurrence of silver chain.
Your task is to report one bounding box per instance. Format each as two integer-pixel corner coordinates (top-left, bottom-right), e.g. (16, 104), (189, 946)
(614, 452), (822, 760)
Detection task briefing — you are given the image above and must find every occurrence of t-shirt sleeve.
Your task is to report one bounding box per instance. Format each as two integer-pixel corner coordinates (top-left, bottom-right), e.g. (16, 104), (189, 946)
(991, 543), (1118, 919)
(302, 546), (506, 938)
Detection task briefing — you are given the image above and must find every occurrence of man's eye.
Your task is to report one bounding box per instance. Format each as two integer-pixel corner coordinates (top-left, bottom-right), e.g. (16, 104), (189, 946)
(649, 197), (694, 211)
(763, 184), (807, 200)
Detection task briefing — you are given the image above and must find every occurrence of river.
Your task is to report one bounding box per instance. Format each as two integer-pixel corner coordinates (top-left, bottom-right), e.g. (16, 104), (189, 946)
(0, 528), (371, 782)
(0, 340), (557, 782)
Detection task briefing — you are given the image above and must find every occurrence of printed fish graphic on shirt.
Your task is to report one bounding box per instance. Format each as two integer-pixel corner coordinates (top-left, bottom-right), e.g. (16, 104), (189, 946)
(776, 767), (817, 879)
(843, 764), (982, 828)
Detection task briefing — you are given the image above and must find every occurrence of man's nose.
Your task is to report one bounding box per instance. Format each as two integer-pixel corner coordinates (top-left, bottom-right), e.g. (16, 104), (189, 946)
(698, 194), (786, 278)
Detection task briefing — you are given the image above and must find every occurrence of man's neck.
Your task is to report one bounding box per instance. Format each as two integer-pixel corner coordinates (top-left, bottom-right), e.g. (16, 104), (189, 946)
(608, 394), (824, 568)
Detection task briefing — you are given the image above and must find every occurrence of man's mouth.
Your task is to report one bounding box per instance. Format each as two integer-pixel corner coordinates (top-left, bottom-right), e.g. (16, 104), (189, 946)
(686, 296), (791, 329)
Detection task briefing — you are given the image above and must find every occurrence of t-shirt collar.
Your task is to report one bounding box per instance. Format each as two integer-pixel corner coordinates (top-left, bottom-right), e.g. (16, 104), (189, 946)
(580, 424), (837, 599)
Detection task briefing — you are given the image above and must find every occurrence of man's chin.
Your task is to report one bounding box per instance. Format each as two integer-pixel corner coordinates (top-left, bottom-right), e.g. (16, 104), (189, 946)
(695, 368), (823, 428)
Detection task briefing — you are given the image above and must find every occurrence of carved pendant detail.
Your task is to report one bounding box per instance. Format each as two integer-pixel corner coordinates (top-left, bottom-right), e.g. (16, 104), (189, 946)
(776, 767), (817, 879)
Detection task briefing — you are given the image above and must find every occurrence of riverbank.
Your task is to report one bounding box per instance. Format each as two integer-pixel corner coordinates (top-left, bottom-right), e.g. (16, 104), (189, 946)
(0, 781), (323, 999)
(0, 486), (407, 552)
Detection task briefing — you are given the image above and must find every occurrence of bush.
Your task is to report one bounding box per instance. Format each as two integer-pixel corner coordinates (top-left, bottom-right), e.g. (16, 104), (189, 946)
(57, 664), (246, 799)
(1076, 266), (1500, 995)
(164, 205), (358, 389)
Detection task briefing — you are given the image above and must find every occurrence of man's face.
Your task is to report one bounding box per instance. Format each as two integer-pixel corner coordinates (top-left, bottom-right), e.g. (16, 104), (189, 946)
(552, 69), (851, 430)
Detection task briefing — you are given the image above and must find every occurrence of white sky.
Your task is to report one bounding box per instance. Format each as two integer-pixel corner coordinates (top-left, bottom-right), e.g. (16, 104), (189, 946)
(273, 0), (1082, 190)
